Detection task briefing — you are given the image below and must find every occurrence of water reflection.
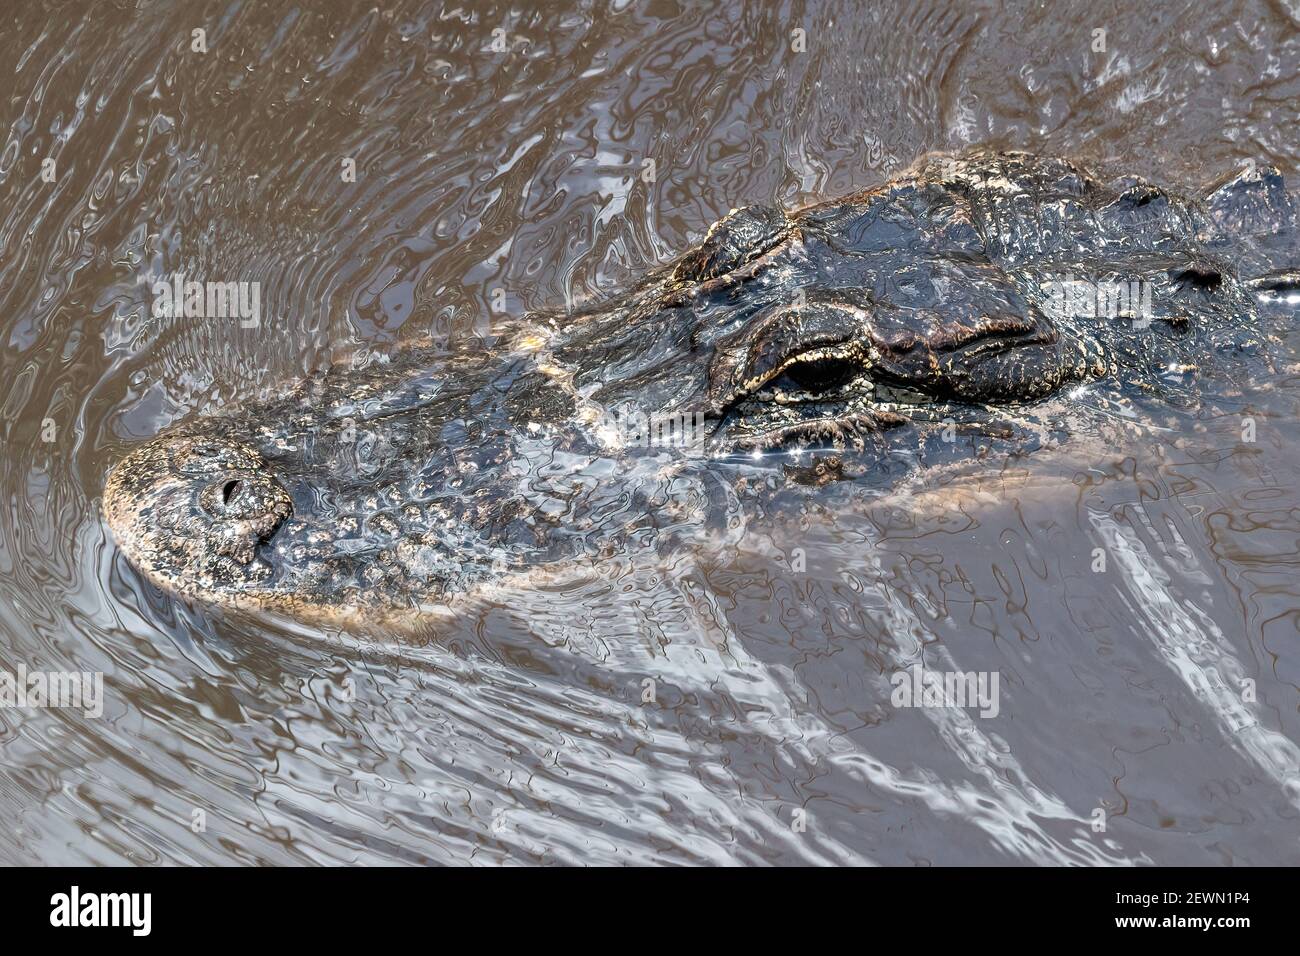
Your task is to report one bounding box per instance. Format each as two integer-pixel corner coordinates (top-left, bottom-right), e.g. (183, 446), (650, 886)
(0, 0), (1298, 864)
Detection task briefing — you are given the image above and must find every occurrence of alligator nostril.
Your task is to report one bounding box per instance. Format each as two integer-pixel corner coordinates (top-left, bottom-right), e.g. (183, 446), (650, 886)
(200, 477), (253, 519)
(221, 479), (242, 506)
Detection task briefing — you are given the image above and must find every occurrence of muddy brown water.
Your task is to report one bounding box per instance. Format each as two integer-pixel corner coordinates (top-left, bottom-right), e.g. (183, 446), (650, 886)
(2, 0), (1299, 865)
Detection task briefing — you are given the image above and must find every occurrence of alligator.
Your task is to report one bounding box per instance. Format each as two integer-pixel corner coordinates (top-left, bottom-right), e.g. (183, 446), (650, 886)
(104, 150), (1299, 630)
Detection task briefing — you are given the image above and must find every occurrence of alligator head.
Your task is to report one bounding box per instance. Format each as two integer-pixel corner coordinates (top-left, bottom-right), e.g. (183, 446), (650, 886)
(104, 150), (1293, 628)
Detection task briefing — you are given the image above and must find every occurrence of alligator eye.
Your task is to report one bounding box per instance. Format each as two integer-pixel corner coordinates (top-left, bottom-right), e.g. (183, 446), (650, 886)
(1171, 267), (1222, 291)
(774, 357), (860, 395)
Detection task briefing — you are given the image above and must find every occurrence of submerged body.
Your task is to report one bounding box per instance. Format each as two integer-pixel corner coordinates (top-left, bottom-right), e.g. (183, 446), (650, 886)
(104, 150), (1297, 627)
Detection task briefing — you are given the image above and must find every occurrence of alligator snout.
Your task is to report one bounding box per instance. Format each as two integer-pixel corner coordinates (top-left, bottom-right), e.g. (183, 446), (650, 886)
(104, 435), (291, 592)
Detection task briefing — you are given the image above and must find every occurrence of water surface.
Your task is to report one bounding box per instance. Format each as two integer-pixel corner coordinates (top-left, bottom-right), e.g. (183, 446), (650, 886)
(2, 0), (1299, 864)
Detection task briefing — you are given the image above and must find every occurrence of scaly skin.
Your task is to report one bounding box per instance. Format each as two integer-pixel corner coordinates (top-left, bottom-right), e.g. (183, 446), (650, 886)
(103, 150), (1295, 627)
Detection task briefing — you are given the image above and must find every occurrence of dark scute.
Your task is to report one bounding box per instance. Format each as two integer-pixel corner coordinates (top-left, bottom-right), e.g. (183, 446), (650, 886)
(672, 204), (789, 283)
(1204, 165), (1293, 236)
